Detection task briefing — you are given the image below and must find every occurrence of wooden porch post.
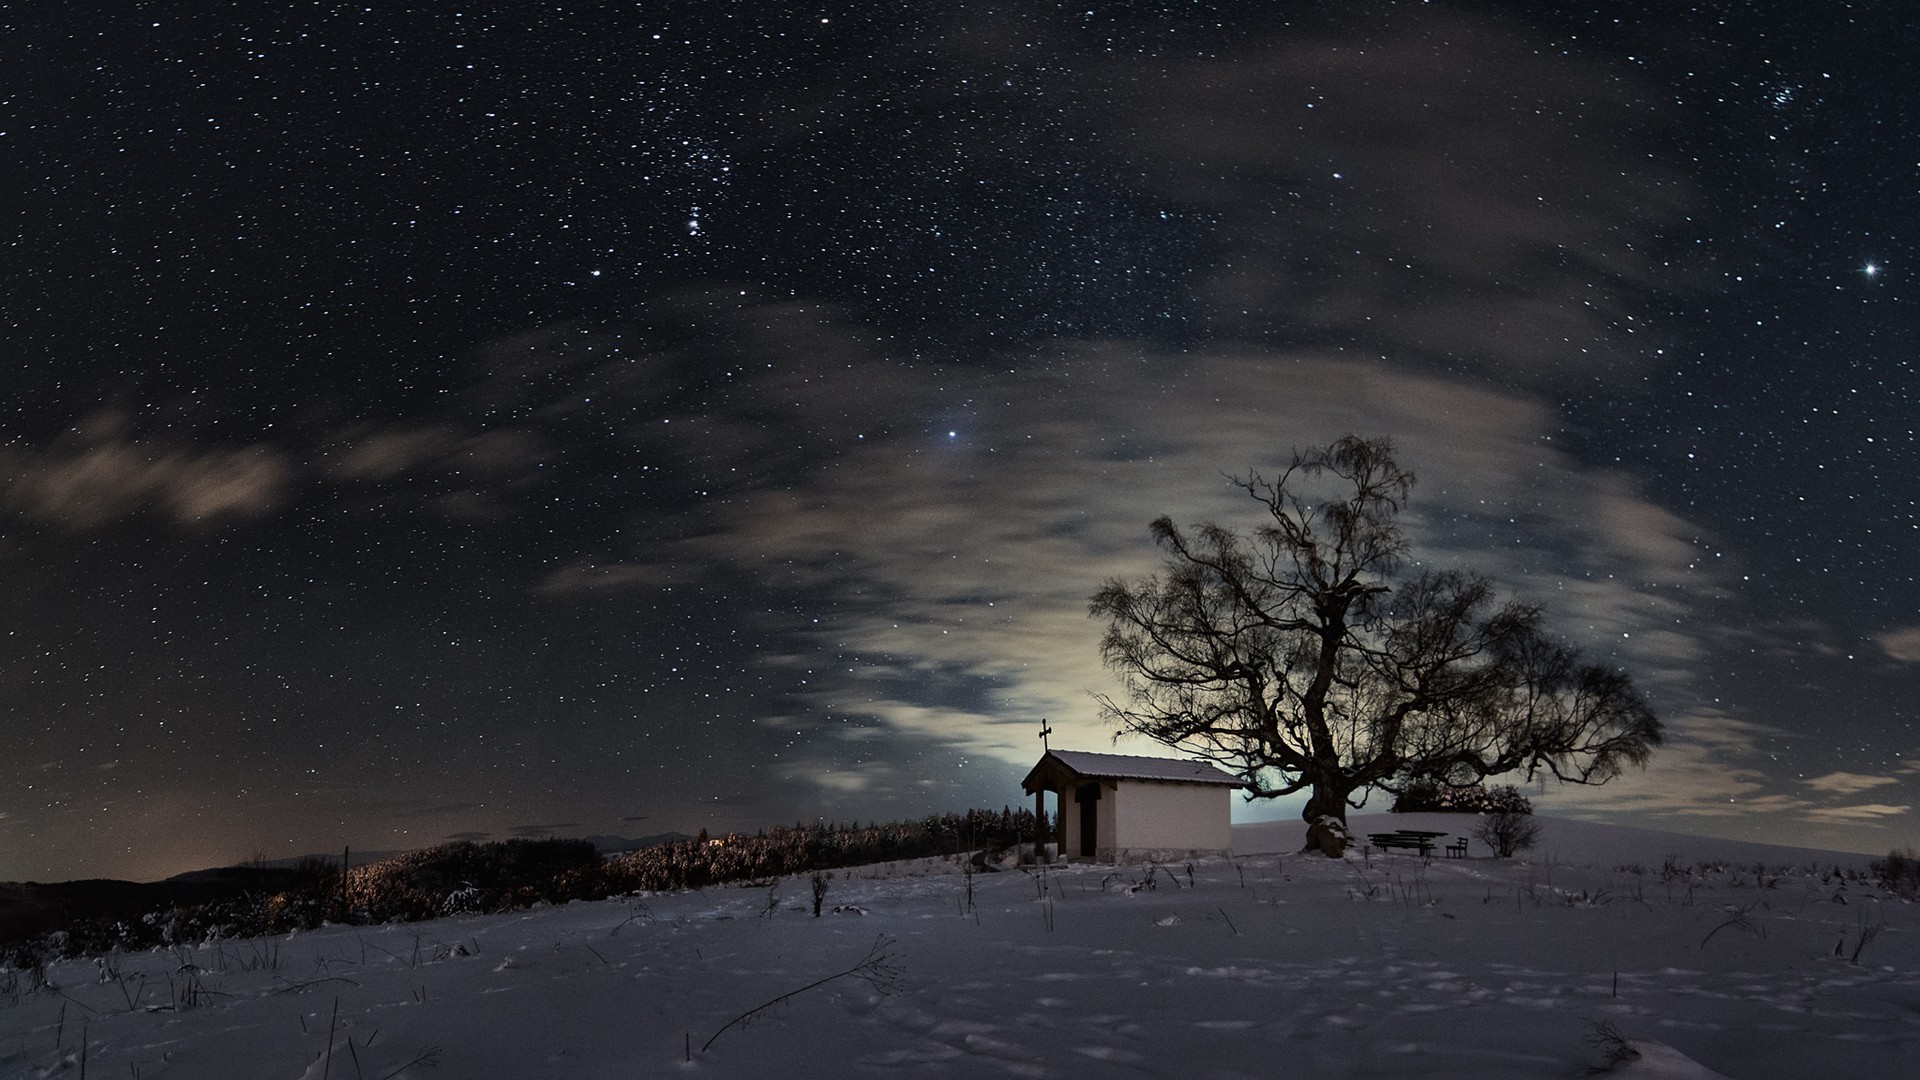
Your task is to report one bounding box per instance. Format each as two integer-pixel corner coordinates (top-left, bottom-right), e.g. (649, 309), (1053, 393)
(1034, 788), (1049, 864)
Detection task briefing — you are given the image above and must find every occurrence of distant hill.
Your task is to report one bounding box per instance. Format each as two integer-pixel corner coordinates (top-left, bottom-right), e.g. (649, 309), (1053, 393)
(170, 833), (694, 878)
(0, 867), (318, 948)
(0, 834), (698, 948)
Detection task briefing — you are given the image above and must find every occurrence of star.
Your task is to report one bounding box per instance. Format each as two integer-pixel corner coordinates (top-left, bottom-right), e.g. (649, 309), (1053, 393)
(1863, 262), (1881, 278)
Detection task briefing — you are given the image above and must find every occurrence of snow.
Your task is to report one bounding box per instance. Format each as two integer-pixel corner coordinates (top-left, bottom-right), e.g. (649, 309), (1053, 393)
(1, 814), (1913, 1079)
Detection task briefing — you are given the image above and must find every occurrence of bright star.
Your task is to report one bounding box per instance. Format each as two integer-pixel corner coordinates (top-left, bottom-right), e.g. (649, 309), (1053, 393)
(1863, 262), (1880, 278)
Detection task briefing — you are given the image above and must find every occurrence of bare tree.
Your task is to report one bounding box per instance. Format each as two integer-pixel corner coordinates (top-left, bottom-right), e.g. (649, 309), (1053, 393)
(1089, 435), (1661, 855)
(1473, 811), (1543, 858)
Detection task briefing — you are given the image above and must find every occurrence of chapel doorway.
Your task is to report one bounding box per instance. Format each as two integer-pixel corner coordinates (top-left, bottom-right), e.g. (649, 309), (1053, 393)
(1076, 783), (1100, 857)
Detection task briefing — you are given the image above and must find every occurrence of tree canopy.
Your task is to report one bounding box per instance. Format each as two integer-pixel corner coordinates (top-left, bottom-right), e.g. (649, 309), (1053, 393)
(1089, 435), (1661, 853)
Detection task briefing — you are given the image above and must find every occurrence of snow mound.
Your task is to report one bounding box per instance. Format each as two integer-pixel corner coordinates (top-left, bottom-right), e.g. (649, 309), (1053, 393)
(1604, 1040), (1740, 1079)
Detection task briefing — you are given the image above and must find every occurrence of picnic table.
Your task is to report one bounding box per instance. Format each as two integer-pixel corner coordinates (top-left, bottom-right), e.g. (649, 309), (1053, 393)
(1366, 829), (1447, 856)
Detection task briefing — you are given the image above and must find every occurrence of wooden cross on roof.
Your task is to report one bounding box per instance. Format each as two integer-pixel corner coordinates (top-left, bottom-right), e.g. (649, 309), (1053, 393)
(1038, 717), (1053, 752)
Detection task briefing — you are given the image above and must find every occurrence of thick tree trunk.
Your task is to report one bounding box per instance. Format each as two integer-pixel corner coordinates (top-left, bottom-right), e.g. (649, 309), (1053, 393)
(1300, 781), (1356, 856)
(1301, 787), (1349, 826)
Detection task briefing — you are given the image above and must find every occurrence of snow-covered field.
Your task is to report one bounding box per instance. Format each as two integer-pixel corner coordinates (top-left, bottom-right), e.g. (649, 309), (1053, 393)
(2, 815), (1913, 1079)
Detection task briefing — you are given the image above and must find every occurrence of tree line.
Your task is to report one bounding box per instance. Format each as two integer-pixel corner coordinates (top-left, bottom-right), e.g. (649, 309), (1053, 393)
(1, 808), (1042, 963)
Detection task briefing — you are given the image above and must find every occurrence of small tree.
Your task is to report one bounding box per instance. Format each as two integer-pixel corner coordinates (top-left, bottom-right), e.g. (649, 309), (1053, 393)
(1090, 435), (1662, 855)
(1874, 847), (1920, 896)
(1473, 811), (1543, 858)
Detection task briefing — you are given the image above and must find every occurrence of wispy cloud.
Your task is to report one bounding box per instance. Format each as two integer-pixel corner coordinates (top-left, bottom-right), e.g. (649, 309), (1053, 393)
(1803, 803), (1911, 824)
(541, 306), (1737, 815)
(1, 415), (291, 528)
(1803, 771), (1900, 796)
(330, 426), (460, 480)
(509, 822), (583, 837)
(324, 422), (549, 518)
(1878, 626), (1920, 663)
(1552, 741), (1916, 842)
(536, 561), (692, 596)
(1539, 710), (1797, 820)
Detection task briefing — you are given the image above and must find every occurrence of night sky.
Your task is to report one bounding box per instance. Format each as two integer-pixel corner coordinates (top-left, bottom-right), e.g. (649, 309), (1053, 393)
(4, 1), (1915, 882)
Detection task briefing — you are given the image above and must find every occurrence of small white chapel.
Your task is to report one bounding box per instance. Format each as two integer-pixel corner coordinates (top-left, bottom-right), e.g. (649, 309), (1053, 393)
(1021, 748), (1245, 863)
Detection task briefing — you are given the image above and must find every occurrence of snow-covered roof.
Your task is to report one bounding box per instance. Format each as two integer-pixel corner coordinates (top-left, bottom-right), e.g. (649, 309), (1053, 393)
(1023, 749), (1245, 792)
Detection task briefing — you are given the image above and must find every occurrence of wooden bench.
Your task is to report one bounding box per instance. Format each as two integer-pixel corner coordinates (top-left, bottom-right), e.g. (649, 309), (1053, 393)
(1445, 837), (1468, 859)
(1367, 831), (1444, 856)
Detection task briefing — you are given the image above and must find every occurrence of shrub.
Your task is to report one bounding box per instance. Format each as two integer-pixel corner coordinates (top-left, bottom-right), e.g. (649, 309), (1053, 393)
(336, 838), (604, 923)
(0, 940), (52, 992)
(1473, 811), (1543, 857)
(1872, 847), (1920, 895)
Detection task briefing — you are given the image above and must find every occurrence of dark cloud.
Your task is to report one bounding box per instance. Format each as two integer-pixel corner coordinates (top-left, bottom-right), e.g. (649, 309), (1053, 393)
(509, 823), (583, 838)
(1098, 10), (1687, 381)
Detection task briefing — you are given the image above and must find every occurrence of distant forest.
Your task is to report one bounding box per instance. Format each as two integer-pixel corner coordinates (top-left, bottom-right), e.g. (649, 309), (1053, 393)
(1, 807), (1042, 963)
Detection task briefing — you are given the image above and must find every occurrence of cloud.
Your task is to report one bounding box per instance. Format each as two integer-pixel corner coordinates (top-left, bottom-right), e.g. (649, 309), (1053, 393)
(325, 422), (549, 518)
(1802, 771), (1900, 796)
(1, 417), (291, 528)
(331, 427), (459, 480)
(1537, 709), (1799, 820)
(1587, 484), (1712, 579)
(536, 561), (693, 596)
(1878, 626), (1920, 663)
(1802, 803), (1911, 824)
(802, 767), (875, 795)
(509, 822), (583, 837)
(540, 301), (1729, 813)
(1551, 731), (1914, 838)
(1100, 8), (1687, 384)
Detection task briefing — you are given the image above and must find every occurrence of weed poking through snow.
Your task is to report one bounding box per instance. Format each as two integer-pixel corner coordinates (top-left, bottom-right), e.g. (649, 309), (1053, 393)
(700, 935), (903, 1054)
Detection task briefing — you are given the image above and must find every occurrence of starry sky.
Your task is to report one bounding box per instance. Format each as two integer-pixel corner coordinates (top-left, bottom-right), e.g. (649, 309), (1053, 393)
(3, 1), (1915, 882)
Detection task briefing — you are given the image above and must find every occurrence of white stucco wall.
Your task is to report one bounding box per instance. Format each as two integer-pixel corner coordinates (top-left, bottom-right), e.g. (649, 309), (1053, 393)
(1097, 783), (1119, 853)
(1108, 779), (1231, 856)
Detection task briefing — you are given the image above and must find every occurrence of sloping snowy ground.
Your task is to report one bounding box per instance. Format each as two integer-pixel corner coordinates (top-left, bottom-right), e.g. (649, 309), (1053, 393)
(1, 815), (1913, 1079)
